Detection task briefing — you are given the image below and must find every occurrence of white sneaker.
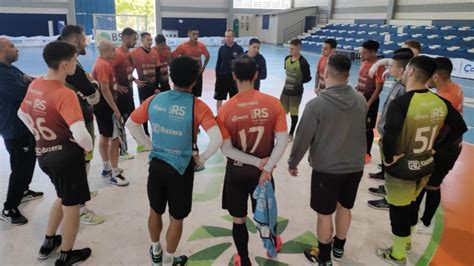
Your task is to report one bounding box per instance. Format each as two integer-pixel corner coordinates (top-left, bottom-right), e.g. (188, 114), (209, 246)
(110, 174), (129, 187)
(80, 208), (105, 225)
(415, 221), (434, 235)
(119, 152), (135, 160)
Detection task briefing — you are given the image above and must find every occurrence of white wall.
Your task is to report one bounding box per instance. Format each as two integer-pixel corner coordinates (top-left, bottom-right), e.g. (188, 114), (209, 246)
(255, 7), (317, 44)
(294, 0), (328, 8)
(234, 14), (258, 36)
(160, 0), (229, 18)
(395, 0), (474, 20)
(332, 0), (389, 20)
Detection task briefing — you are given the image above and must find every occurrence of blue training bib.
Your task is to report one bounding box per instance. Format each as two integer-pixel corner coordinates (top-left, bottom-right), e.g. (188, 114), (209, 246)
(148, 90), (194, 175)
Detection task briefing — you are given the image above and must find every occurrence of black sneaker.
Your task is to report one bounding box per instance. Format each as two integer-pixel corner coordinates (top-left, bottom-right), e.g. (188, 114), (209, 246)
(39, 235), (62, 260)
(173, 255), (188, 266)
(21, 189), (44, 203)
(149, 246), (162, 265)
(368, 185), (386, 197)
(0, 208), (28, 225)
(55, 248), (92, 266)
(368, 198), (389, 210)
(369, 171), (385, 182)
(304, 247), (332, 265)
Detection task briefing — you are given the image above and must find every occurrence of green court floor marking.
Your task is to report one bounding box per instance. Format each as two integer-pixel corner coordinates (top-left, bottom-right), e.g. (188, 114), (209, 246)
(188, 226), (232, 241)
(416, 207), (444, 266)
(280, 231), (318, 254)
(255, 256), (290, 266)
(192, 154), (225, 202)
(188, 242), (232, 265)
(222, 215), (258, 233)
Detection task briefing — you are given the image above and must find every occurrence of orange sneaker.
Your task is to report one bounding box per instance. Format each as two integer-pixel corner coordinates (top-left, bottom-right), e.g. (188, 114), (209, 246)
(365, 154), (372, 164)
(233, 254), (241, 266)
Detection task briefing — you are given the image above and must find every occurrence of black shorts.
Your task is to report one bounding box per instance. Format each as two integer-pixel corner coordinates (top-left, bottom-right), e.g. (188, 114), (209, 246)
(311, 170), (363, 215)
(214, 75), (238, 101)
(94, 102), (114, 138)
(38, 144), (90, 206)
(366, 97), (379, 129)
(147, 158), (194, 220)
(138, 82), (156, 102)
(427, 145), (462, 187)
(192, 74), (203, 97)
(117, 88), (135, 119)
(222, 160), (275, 217)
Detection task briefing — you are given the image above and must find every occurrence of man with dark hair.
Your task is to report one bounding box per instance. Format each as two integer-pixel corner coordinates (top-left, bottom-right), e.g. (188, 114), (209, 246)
(414, 57), (464, 234)
(217, 55), (287, 266)
(93, 41), (129, 186)
(214, 29), (244, 110)
(153, 34), (172, 92)
(367, 49), (414, 210)
(245, 38), (267, 90)
(19, 41), (93, 265)
(0, 37), (43, 226)
(356, 39), (384, 164)
(130, 31), (161, 137)
(280, 38), (311, 142)
(288, 54), (367, 265)
(126, 56), (222, 266)
(172, 27), (210, 97)
(376, 56), (467, 265)
(113, 27), (139, 157)
(369, 39), (421, 79)
(59, 25), (105, 225)
(315, 38), (337, 94)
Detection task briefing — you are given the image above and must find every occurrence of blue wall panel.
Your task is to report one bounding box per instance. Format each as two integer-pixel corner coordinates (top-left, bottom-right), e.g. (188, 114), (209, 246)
(162, 18), (227, 37)
(431, 20), (474, 27)
(75, 0), (116, 35)
(354, 19), (386, 25)
(0, 13), (67, 36)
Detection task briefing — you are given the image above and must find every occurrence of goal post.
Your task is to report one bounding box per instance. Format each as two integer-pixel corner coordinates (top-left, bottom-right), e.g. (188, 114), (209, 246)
(92, 13), (148, 46)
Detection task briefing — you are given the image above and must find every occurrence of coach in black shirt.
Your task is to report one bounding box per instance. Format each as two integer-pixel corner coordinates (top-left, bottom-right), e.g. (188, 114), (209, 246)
(214, 29), (243, 110)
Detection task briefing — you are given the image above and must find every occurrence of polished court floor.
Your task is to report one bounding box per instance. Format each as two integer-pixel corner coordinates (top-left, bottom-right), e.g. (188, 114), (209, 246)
(0, 44), (473, 265)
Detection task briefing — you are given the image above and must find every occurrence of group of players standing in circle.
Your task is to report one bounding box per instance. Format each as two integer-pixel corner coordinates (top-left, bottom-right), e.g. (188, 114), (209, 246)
(0, 22), (467, 266)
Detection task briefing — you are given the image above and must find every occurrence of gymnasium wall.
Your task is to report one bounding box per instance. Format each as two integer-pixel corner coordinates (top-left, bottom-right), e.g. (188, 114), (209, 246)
(75, 0), (116, 35)
(294, 0), (328, 8)
(332, 0), (389, 20)
(394, 0), (474, 21)
(158, 0), (229, 36)
(0, 0), (72, 36)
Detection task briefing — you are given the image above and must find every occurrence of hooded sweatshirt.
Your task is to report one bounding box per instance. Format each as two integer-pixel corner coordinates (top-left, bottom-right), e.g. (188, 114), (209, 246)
(288, 85), (368, 174)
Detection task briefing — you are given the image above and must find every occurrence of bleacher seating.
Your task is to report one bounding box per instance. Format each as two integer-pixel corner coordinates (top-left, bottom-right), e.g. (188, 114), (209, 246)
(300, 23), (474, 60)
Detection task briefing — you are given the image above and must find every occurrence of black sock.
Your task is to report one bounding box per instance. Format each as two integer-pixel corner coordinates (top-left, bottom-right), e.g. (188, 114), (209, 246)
(58, 250), (72, 262)
(318, 241), (332, 262)
(233, 223), (250, 266)
(366, 130), (374, 155)
(421, 189), (441, 226)
(42, 235), (55, 249)
(333, 237), (346, 250)
(290, 115), (298, 135)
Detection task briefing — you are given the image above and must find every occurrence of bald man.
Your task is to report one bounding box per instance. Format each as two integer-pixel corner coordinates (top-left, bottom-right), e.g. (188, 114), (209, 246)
(0, 38), (43, 226)
(92, 40), (129, 186)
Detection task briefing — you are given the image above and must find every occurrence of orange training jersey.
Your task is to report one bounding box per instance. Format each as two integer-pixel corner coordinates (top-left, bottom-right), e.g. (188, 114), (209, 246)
(317, 55), (328, 89)
(172, 41), (210, 67)
(112, 47), (134, 87)
(20, 78), (84, 155)
(130, 47), (161, 82)
(437, 82), (464, 114)
(131, 93), (217, 140)
(356, 61), (384, 98)
(217, 90), (287, 158)
(154, 45), (172, 79)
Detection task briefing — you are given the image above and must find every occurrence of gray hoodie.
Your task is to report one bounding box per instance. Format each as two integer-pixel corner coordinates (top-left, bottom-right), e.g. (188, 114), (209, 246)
(288, 85), (368, 174)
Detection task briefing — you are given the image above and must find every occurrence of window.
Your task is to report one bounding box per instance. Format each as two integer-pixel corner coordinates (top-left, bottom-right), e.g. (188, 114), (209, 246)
(234, 0), (291, 9)
(262, 15), (270, 29)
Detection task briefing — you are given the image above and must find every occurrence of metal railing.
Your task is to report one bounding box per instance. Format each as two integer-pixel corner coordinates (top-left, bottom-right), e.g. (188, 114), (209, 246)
(283, 18), (306, 43)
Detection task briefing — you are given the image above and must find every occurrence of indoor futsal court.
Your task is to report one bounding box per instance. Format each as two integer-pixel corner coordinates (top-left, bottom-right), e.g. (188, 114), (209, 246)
(0, 0), (473, 265)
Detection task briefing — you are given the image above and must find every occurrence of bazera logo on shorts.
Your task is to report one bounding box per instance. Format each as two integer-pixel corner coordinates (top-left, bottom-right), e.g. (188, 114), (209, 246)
(408, 157), (434, 171)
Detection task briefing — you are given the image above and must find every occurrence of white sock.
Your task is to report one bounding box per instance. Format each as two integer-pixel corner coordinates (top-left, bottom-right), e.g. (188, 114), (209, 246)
(103, 161), (111, 171)
(112, 168), (120, 177)
(152, 241), (162, 254)
(163, 251), (174, 265)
